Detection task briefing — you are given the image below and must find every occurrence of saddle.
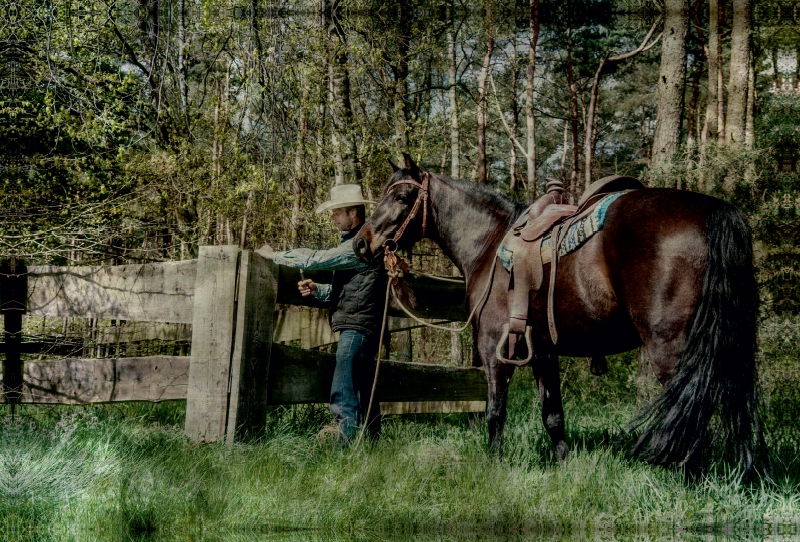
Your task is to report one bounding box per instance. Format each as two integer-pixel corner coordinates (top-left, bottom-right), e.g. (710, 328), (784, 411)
(496, 175), (644, 367)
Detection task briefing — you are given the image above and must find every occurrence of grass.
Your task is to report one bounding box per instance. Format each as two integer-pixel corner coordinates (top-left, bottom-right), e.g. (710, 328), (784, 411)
(2, 353), (800, 541)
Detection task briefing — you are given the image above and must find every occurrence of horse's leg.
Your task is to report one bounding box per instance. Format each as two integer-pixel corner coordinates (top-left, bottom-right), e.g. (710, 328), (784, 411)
(532, 353), (568, 461)
(468, 325), (484, 428)
(484, 360), (515, 454)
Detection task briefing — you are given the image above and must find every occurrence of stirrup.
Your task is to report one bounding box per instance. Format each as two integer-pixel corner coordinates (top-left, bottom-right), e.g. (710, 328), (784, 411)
(495, 324), (534, 366)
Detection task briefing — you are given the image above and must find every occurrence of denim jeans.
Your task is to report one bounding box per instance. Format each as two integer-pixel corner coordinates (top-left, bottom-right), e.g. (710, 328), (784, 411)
(329, 329), (381, 440)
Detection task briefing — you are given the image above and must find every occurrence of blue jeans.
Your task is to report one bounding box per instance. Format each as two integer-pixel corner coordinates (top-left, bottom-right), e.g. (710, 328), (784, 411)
(329, 329), (381, 440)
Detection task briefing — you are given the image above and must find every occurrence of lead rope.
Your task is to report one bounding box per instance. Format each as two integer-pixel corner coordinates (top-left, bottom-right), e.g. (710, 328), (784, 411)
(349, 272), (393, 454)
(349, 247), (497, 454)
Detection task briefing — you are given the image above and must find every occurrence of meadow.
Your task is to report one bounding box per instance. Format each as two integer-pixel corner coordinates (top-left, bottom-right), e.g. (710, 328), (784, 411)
(3, 347), (800, 542)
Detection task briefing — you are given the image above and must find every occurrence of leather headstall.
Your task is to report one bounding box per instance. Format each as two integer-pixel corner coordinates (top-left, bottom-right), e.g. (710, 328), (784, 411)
(382, 171), (430, 283)
(389, 170), (430, 246)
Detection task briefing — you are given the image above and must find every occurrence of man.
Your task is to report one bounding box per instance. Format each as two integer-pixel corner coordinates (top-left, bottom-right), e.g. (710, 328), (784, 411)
(259, 184), (385, 443)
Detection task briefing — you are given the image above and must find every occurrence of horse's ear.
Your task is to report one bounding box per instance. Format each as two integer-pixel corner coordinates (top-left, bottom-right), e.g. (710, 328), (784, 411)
(388, 159), (400, 173)
(402, 153), (419, 176)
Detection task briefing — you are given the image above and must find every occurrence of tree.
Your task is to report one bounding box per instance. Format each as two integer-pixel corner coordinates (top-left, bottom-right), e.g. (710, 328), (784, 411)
(565, 22), (581, 197)
(650, 0), (690, 179)
(525, 0), (540, 193)
(583, 19), (661, 188)
(702, 0), (721, 146)
(473, 0), (494, 184)
(727, 0), (754, 148)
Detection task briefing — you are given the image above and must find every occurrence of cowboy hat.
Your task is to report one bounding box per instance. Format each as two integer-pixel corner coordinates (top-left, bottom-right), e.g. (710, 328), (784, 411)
(315, 184), (375, 214)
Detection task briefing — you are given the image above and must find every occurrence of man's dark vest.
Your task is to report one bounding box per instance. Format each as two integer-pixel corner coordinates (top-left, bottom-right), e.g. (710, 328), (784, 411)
(329, 224), (385, 337)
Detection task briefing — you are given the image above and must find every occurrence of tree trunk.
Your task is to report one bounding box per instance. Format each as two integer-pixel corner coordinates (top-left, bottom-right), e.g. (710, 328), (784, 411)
(583, 19), (660, 189)
(703, 0), (719, 147)
(566, 24), (580, 198)
(745, 51), (755, 148)
(447, 3), (460, 179)
(686, 52), (704, 147)
(561, 120), (569, 182)
(392, 0), (412, 161)
(510, 38), (519, 192)
(726, 0), (752, 148)
(717, 1), (726, 141)
(525, 0), (540, 193)
(795, 47), (800, 92)
(585, 58), (607, 189)
(292, 81), (310, 245)
(177, 0), (188, 131)
(650, 0), (689, 178)
(327, 12), (358, 184)
(473, 0), (494, 184)
(771, 49), (781, 92)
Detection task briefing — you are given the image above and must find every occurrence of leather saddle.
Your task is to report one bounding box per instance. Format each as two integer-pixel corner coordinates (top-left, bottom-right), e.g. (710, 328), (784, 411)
(496, 175), (644, 367)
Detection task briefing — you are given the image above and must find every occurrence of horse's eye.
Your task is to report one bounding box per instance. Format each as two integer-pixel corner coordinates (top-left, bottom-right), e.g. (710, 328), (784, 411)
(395, 194), (408, 203)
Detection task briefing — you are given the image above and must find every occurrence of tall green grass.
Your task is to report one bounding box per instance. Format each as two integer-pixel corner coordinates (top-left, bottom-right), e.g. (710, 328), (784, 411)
(2, 352), (800, 541)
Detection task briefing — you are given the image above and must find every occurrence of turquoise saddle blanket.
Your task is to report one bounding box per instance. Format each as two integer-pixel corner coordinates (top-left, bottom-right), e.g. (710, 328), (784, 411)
(498, 191), (626, 271)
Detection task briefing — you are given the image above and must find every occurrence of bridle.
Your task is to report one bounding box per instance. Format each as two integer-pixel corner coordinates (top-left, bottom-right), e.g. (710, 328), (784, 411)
(382, 170), (430, 282)
(386, 170), (430, 249)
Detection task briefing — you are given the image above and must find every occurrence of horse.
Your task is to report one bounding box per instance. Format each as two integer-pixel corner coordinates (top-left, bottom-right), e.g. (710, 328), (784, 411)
(353, 153), (765, 477)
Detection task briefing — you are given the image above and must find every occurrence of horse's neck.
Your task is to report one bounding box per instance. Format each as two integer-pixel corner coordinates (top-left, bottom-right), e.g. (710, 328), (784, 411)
(428, 177), (515, 286)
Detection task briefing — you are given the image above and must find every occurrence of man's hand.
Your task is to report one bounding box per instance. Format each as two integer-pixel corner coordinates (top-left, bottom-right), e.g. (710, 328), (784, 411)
(298, 279), (317, 297)
(256, 244), (276, 258)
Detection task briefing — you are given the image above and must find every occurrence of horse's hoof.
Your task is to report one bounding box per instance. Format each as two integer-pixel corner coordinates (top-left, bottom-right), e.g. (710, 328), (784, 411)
(556, 441), (569, 462)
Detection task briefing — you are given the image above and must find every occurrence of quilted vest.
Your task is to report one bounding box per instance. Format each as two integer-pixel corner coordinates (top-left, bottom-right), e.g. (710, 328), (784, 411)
(329, 224), (386, 337)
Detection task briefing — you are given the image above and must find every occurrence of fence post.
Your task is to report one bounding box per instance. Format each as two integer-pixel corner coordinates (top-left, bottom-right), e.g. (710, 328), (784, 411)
(0, 258), (27, 407)
(226, 250), (278, 442)
(185, 246), (240, 442)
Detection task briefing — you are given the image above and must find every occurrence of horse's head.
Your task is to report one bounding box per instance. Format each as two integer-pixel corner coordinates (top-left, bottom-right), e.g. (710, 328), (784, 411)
(354, 153), (430, 263)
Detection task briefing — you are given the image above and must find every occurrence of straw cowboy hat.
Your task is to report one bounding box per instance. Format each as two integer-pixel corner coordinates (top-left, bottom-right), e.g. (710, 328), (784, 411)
(315, 184), (375, 214)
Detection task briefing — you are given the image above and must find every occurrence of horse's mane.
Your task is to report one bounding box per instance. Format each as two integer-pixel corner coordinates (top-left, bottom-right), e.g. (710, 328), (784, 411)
(384, 169), (527, 219)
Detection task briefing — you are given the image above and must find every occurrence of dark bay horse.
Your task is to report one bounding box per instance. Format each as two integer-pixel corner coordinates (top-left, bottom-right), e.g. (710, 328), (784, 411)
(354, 154), (765, 476)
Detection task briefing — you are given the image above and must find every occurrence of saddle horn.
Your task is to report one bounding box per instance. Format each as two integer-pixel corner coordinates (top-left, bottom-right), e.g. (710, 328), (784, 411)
(545, 178), (564, 195)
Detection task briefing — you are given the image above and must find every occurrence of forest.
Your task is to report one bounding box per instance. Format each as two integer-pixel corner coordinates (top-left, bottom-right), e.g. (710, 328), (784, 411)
(2, 0), (800, 538)
(1, 0), (797, 366)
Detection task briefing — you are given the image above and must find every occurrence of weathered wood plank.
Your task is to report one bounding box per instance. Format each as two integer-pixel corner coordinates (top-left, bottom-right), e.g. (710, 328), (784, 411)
(93, 322), (192, 344)
(27, 260), (197, 323)
(6, 356), (189, 404)
(226, 251), (278, 441)
(4, 348), (487, 412)
(379, 401), (486, 414)
(272, 309), (452, 348)
(273, 307), (338, 347)
(267, 344), (487, 404)
(184, 246), (240, 442)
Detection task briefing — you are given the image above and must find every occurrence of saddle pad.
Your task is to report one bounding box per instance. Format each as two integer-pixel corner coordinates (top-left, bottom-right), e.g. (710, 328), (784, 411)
(498, 191), (626, 271)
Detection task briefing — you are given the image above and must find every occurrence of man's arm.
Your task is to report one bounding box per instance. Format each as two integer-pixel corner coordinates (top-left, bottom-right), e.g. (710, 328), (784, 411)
(271, 241), (368, 271)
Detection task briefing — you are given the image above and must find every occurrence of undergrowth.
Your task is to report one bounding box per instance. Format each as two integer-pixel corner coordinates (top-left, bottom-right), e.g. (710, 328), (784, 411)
(2, 350), (800, 541)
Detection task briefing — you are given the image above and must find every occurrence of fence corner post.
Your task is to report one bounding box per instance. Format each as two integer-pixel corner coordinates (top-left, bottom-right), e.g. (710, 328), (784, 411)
(226, 249), (278, 443)
(185, 245), (240, 442)
(1, 258), (28, 407)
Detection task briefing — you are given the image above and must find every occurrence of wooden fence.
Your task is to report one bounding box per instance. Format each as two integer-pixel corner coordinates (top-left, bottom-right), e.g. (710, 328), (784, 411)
(0, 247), (487, 442)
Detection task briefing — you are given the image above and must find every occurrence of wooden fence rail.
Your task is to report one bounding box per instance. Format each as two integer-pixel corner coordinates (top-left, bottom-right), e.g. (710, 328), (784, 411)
(0, 248), (487, 442)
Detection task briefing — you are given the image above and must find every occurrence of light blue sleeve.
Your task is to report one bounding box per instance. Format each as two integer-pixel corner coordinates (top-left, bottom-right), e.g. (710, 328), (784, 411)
(313, 283), (332, 302)
(272, 241), (368, 271)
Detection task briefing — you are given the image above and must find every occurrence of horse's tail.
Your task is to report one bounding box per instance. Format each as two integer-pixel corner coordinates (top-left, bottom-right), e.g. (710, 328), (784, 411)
(626, 200), (765, 477)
